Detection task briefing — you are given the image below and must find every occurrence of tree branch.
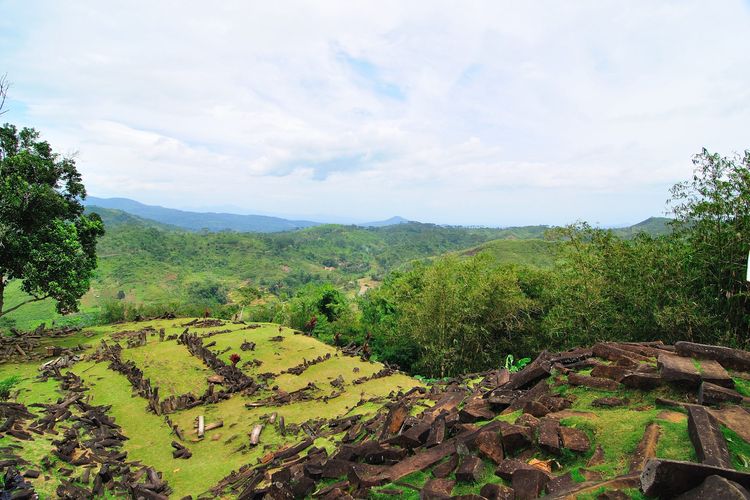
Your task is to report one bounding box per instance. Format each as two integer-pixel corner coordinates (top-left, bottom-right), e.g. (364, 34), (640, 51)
(0, 295), (49, 318)
(0, 73), (8, 116)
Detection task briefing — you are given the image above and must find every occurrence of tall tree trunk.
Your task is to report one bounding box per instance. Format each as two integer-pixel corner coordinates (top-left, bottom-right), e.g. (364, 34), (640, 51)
(0, 275), (4, 316)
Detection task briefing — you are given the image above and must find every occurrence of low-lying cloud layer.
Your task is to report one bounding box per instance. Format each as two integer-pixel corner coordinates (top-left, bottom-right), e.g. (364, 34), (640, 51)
(2, 1), (749, 225)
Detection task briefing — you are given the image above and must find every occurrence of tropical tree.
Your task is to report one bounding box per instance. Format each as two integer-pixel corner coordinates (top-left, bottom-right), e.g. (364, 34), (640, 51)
(0, 123), (104, 319)
(669, 148), (750, 346)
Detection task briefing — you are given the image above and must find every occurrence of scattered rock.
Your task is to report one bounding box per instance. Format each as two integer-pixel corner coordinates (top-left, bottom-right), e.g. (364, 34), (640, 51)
(421, 478), (454, 499)
(479, 483), (514, 500)
(641, 459), (750, 498)
(629, 422), (661, 472)
(522, 400), (550, 418)
(559, 426), (590, 453)
(687, 406), (731, 468)
(698, 381), (743, 406)
(537, 418), (561, 455)
(592, 397), (628, 408)
(568, 372), (619, 391)
(675, 474), (750, 500)
(432, 454), (458, 478)
(674, 342), (750, 372)
(659, 353), (703, 385)
(498, 422), (532, 454)
(621, 372), (661, 390)
(455, 456), (484, 483)
(512, 467), (551, 500)
(473, 430), (504, 464)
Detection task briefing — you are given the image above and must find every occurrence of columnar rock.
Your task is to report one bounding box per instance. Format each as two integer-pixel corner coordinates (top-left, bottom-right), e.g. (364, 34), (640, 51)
(687, 406), (731, 468)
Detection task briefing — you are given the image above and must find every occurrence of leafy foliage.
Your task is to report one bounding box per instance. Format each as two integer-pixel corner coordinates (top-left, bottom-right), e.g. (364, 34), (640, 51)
(358, 148), (750, 375)
(0, 124), (104, 318)
(0, 375), (20, 400)
(669, 149), (750, 347)
(504, 354), (531, 373)
(360, 255), (543, 376)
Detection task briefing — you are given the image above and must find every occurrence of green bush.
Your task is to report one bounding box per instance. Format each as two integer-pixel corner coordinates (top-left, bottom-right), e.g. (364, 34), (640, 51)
(0, 375), (21, 401)
(98, 298), (126, 324)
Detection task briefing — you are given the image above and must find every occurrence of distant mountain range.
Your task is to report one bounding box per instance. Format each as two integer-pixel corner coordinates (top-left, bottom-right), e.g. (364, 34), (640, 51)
(84, 196), (671, 236)
(84, 197), (409, 232)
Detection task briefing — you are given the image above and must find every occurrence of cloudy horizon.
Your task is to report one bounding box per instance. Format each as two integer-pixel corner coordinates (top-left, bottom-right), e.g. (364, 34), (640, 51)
(1, 1), (749, 226)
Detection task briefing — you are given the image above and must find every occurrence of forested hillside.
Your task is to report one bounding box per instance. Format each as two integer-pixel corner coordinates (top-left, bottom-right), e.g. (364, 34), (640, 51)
(0, 216), (542, 330)
(0, 207), (666, 332)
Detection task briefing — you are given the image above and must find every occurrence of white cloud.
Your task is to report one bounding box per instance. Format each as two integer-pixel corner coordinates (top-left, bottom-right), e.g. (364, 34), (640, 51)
(1, 0), (749, 225)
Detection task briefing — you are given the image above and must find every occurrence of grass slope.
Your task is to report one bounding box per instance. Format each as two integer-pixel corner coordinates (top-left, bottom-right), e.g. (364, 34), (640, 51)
(0, 318), (421, 497)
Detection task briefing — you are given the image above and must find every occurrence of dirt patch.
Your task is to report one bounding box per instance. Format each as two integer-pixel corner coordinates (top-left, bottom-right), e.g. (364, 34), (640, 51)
(657, 410), (687, 423)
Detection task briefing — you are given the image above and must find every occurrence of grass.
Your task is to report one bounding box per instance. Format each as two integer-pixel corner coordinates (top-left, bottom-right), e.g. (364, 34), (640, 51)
(0, 362), (62, 406)
(0, 362), (67, 497)
(206, 324), (339, 375)
(121, 339), (212, 397)
(733, 377), (750, 398)
(70, 361), (197, 496)
(655, 418), (696, 462)
(1, 316), (747, 498)
(273, 355), (382, 393)
(691, 358), (703, 374)
(551, 380), (697, 479)
(0, 318), (423, 497)
(722, 426), (750, 471)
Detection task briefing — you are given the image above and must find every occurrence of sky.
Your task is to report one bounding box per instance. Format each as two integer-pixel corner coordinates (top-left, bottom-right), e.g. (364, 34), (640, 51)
(1, 1), (749, 226)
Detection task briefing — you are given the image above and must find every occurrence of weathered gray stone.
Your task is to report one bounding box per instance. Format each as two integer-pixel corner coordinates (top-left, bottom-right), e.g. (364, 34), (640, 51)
(641, 459), (750, 498)
(687, 405), (731, 468)
(699, 382), (743, 406)
(675, 474), (750, 500)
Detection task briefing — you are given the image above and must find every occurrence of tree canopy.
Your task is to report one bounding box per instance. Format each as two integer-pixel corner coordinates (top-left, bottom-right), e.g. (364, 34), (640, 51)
(0, 123), (104, 318)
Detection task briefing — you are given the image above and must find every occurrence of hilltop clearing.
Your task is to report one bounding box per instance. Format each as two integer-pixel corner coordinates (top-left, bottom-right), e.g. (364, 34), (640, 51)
(1, 320), (749, 498)
(0, 318), (419, 498)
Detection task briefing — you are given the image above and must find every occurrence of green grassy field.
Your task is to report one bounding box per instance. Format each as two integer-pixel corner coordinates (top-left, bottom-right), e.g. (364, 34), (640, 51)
(0, 318), (421, 498)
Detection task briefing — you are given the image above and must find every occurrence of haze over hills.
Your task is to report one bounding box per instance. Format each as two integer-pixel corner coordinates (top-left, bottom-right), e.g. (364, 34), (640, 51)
(84, 196), (322, 232)
(84, 197), (411, 233)
(85, 196), (672, 235)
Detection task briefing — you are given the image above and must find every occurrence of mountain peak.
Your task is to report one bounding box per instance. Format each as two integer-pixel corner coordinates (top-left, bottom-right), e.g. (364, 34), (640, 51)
(359, 216), (409, 227)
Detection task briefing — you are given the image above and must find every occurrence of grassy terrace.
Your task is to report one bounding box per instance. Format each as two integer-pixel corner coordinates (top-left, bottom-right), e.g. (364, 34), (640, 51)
(2, 319), (749, 498)
(121, 339), (212, 398)
(206, 323), (339, 375)
(0, 318), (421, 498)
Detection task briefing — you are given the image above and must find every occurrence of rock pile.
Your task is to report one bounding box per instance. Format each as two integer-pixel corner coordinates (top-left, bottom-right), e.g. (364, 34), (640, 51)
(0, 369), (172, 499)
(209, 340), (750, 499)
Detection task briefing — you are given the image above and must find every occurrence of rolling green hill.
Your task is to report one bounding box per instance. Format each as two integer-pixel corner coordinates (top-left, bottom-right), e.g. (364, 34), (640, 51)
(456, 238), (558, 268)
(611, 216), (673, 238)
(0, 210), (671, 332)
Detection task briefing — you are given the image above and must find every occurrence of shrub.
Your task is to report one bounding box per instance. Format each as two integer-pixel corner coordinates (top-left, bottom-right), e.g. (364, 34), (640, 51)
(0, 375), (21, 400)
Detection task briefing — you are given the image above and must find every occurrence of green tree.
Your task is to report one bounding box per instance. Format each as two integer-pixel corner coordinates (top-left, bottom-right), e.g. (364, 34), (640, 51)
(0, 124), (104, 318)
(359, 266), (426, 370)
(389, 256), (538, 377)
(669, 148), (750, 346)
(284, 283), (354, 341)
(542, 224), (711, 347)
